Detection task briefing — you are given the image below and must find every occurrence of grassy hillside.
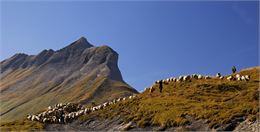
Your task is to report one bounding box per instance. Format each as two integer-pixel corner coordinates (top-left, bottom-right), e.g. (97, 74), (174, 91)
(1, 67), (259, 131)
(79, 67), (259, 129)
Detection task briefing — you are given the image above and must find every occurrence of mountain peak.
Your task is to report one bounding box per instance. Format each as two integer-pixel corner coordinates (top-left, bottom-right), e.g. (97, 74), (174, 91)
(77, 36), (88, 42)
(58, 36), (93, 52)
(72, 36), (93, 48)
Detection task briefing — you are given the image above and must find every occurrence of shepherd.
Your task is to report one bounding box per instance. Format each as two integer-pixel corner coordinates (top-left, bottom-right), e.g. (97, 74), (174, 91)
(159, 80), (163, 93)
(232, 66), (237, 74)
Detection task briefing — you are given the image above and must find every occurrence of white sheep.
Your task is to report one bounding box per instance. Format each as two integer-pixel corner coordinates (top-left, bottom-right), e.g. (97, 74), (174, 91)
(183, 75), (191, 81)
(178, 76), (184, 81)
(216, 73), (221, 78)
(245, 75), (250, 81)
(109, 101), (113, 105)
(52, 116), (57, 123)
(144, 87), (149, 91)
(84, 108), (90, 114)
(48, 106), (52, 110)
(27, 115), (32, 120)
(227, 76), (233, 81)
(192, 74), (198, 79)
(204, 76), (211, 79)
(113, 99), (116, 103)
(32, 115), (40, 121)
(241, 76), (246, 81)
(43, 118), (48, 123)
(79, 110), (84, 115)
(117, 98), (122, 102)
(103, 102), (108, 107)
(235, 74), (240, 78)
(149, 86), (155, 93)
(198, 75), (203, 79)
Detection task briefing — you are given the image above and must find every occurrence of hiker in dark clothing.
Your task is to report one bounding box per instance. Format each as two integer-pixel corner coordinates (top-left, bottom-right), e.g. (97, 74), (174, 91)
(159, 80), (163, 93)
(232, 66), (237, 74)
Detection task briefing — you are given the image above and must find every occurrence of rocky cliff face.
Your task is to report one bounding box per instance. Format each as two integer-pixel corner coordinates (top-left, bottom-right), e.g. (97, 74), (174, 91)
(0, 37), (138, 122)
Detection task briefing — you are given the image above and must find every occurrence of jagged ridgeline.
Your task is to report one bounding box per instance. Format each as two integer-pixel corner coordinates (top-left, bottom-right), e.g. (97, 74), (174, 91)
(0, 37), (138, 122)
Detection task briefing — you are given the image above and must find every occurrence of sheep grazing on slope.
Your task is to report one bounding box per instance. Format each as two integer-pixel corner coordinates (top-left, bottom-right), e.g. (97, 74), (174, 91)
(204, 76), (211, 79)
(149, 86), (155, 93)
(241, 75), (250, 81)
(27, 115), (32, 120)
(48, 106), (52, 110)
(192, 74), (198, 79)
(198, 75), (203, 79)
(178, 76), (184, 82)
(144, 87), (150, 92)
(43, 118), (48, 123)
(183, 75), (191, 81)
(227, 76), (233, 81)
(235, 74), (241, 80)
(117, 98), (122, 102)
(28, 96), (143, 124)
(241, 76), (246, 81)
(31, 115), (40, 121)
(216, 73), (221, 78)
(245, 75), (250, 81)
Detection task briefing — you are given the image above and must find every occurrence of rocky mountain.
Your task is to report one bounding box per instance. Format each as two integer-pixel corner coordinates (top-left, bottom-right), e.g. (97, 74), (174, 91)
(0, 37), (138, 122)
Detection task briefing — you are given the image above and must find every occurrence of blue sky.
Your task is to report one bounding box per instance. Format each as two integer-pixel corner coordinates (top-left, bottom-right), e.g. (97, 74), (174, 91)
(1, 1), (259, 91)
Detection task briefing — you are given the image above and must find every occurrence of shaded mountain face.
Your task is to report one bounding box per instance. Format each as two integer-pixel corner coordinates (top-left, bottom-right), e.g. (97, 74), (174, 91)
(0, 37), (138, 122)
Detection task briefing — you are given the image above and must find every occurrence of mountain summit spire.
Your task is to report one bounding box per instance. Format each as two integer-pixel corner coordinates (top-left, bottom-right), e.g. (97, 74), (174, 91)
(58, 36), (93, 52)
(77, 36), (88, 44)
(72, 36), (93, 48)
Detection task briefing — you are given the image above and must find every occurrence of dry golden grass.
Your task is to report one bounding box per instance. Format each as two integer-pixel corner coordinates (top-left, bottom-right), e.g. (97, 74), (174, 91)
(1, 67), (259, 130)
(0, 120), (44, 131)
(80, 67), (259, 129)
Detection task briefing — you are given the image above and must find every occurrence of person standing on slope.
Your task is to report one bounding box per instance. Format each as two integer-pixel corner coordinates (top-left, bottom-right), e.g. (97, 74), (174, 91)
(232, 66), (237, 74)
(159, 80), (163, 93)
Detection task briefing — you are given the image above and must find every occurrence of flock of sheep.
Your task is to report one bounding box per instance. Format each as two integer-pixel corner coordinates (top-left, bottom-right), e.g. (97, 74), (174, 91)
(27, 69), (251, 124)
(226, 74), (250, 81)
(146, 73), (250, 92)
(26, 95), (137, 124)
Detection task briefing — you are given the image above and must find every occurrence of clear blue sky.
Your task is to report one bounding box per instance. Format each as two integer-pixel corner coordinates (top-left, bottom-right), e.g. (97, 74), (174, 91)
(1, 1), (259, 91)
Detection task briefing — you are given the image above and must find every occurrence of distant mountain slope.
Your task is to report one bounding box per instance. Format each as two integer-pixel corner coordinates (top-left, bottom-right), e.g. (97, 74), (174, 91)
(0, 37), (138, 122)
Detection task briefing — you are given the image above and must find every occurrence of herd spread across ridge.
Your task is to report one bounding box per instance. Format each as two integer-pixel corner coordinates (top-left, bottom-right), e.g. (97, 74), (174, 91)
(26, 95), (137, 124)
(26, 67), (251, 125)
(145, 73), (250, 93)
